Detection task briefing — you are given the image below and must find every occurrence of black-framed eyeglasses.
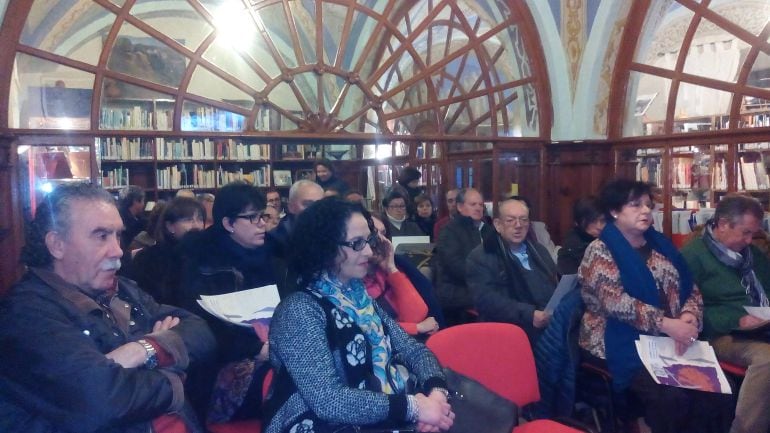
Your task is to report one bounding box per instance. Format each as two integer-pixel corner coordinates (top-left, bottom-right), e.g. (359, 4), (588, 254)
(338, 232), (378, 251)
(234, 213), (271, 225)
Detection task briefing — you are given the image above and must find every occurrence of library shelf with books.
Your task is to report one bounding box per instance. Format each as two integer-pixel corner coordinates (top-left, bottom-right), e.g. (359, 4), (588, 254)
(100, 98), (175, 131)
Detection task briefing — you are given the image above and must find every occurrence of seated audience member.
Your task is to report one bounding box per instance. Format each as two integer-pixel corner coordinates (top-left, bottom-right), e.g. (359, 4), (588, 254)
(412, 193), (437, 241)
(313, 158), (349, 195)
(433, 188), (458, 239)
(344, 189), (366, 206)
(365, 215), (440, 337)
(263, 205), (280, 232)
(466, 198), (558, 341)
(381, 191), (424, 239)
(580, 179), (732, 433)
(435, 188), (495, 325)
(119, 184), (147, 250)
(176, 189), (195, 198)
(265, 189), (285, 217)
(128, 199), (167, 253)
(557, 196), (605, 275)
(681, 194), (770, 433)
(269, 179), (324, 255)
(395, 166), (423, 217)
(510, 195), (559, 263)
(197, 192), (215, 228)
(129, 197), (205, 305)
(264, 198), (454, 433)
(179, 181), (289, 424)
(0, 182), (215, 433)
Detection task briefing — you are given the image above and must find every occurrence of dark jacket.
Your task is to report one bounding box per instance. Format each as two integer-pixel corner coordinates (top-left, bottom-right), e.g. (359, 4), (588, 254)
(316, 175), (349, 195)
(532, 289), (583, 419)
(383, 218), (425, 239)
(412, 215), (436, 241)
(119, 207), (146, 251)
(557, 228), (596, 275)
(268, 213), (295, 258)
(435, 215), (495, 311)
(0, 268), (215, 433)
(466, 233), (558, 340)
(178, 228), (293, 416)
(180, 228), (292, 363)
(128, 240), (185, 306)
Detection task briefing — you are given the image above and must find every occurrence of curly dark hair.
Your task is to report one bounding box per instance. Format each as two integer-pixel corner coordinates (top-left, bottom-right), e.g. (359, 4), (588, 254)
(212, 181), (265, 234)
(289, 197), (373, 288)
(21, 182), (116, 268)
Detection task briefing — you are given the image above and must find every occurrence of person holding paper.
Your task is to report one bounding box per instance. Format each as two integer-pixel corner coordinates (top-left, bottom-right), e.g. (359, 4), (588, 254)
(681, 194), (770, 433)
(179, 181), (289, 424)
(0, 183), (215, 433)
(465, 198), (558, 342)
(579, 179), (733, 433)
(265, 198), (454, 433)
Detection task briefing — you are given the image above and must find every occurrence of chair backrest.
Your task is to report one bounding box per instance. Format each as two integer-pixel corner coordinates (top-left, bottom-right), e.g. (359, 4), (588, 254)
(426, 322), (540, 407)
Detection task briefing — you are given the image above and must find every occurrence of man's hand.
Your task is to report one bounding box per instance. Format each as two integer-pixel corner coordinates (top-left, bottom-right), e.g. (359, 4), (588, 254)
(153, 316), (180, 333)
(533, 310), (550, 328)
(739, 314), (766, 329)
(105, 342), (147, 368)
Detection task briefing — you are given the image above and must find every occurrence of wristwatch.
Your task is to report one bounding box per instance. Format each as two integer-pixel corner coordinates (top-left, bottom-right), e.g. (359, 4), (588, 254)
(137, 339), (158, 369)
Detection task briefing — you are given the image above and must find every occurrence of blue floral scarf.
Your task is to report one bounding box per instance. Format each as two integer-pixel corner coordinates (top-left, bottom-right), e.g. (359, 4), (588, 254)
(310, 272), (405, 394)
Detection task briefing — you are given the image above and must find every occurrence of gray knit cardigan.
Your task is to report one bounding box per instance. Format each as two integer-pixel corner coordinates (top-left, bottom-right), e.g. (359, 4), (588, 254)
(265, 290), (446, 433)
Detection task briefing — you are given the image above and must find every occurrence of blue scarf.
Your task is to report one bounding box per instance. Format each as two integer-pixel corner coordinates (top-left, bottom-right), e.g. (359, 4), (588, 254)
(600, 223), (693, 390)
(310, 272), (405, 394)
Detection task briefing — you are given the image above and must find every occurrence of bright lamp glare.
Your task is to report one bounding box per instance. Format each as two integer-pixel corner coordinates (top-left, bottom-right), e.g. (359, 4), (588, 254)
(213, 4), (254, 48)
(40, 182), (54, 193)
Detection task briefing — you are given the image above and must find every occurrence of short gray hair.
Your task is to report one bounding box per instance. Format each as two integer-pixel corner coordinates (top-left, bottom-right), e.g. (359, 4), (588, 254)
(714, 194), (764, 225)
(21, 182), (116, 268)
(289, 179), (322, 202)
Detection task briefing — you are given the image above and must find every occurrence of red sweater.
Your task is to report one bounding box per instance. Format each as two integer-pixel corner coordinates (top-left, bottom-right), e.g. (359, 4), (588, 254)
(364, 270), (429, 335)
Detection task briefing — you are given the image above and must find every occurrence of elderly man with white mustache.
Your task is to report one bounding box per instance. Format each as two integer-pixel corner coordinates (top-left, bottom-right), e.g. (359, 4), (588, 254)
(0, 182), (215, 433)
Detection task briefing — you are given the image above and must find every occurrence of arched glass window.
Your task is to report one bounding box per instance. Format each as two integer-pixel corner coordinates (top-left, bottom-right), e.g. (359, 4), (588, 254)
(8, 0), (548, 138)
(619, 0), (770, 137)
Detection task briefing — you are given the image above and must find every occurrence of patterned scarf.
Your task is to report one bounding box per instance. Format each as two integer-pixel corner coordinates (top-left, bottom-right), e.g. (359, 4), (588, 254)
(310, 272), (405, 394)
(702, 222), (769, 307)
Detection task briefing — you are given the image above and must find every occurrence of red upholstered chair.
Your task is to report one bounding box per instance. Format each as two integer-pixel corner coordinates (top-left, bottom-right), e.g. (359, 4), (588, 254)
(426, 322), (585, 433)
(719, 360), (747, 377)
(207, 369), (274, 433)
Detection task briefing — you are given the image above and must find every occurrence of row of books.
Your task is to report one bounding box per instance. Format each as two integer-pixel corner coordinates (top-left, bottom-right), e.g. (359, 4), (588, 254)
(101, 167), (129, 188)
(99, 137), (154, 160)
(738, 156), (770, 190)
(217, 139), (270, 160)
(217, 166), (270, 187)
(636, 157), (662, 187)
(100, 107), (172, 130)
(181, 107), (245, 132)
(156, 164), (216, 189)
(156, 138), (216, 161)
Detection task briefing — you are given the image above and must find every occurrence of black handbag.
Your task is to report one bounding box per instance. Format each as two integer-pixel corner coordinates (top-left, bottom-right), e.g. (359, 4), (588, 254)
(444, 368), (519, 433)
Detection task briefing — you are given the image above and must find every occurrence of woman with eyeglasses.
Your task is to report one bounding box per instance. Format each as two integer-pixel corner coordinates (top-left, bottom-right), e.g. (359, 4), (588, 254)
(264, 198), (454, 433)
(178, 181), (289, 425)
(382, 190), (425, 239)
(579, 179), (733, 433)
